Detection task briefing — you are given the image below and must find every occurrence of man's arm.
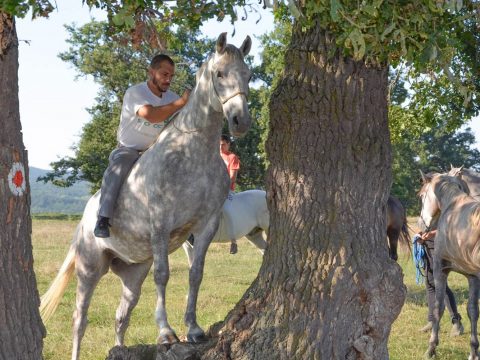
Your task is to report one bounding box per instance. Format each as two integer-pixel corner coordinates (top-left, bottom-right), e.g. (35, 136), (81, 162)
(229, 169), (238, 189)
(137, 89), (190, 124)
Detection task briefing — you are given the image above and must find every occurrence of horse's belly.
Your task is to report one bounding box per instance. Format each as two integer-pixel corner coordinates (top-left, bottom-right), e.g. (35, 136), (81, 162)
(106, 224), (194, 264)
(104, 234), (152, 263)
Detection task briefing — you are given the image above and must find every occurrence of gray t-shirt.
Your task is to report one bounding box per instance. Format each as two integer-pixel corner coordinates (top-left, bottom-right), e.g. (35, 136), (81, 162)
(117, 82), (180, 150)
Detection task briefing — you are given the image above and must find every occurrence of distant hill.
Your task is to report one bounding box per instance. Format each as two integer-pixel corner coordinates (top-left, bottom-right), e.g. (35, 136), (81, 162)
(29, 167), (91, 214)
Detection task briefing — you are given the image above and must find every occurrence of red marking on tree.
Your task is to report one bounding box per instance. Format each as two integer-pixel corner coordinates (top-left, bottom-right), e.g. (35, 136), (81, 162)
(13, 170), (23, 188)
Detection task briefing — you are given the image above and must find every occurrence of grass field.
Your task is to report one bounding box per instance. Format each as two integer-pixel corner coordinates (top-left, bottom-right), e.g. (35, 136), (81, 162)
(34, 219), (473, 360)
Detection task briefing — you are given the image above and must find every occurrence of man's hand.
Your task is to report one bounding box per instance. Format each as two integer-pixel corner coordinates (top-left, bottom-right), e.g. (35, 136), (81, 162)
(180, 89), (191, 106)
(421, 230), (436, 241)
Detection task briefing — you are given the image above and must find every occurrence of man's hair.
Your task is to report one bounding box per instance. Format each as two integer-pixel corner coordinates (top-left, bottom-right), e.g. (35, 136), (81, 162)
(150, 54), (175, 69)
(221, 134), (232, 143)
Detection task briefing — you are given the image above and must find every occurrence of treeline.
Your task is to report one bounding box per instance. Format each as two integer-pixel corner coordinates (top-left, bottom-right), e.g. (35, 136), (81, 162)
(39, 16), (479, 217)
(30, 167), (89, 214)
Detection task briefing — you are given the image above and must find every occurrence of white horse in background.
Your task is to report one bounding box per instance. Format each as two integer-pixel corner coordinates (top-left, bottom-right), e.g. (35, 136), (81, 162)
(39, 33), (252, 360)
(418, 173), (480, 360)
(182, 189), (269, 267)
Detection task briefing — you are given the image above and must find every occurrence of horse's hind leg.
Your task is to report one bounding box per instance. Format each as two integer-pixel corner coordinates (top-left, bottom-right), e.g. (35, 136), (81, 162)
(386, 228), (399, 261)
(246, 229), (267, 255)
(110, 259), (152, 346)
(72, 252), (110, 360)
(467, 275), (480, 360)
(426, 261), (448, 358)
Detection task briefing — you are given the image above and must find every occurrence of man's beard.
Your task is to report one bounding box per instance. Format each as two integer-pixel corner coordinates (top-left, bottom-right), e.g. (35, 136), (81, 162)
(151, 77), (167, 95)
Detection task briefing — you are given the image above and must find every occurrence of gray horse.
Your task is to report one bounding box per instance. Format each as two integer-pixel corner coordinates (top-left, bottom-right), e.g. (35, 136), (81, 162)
(448, 166), (480, 197)
(418, 173), (480, 360)
(40, 33), (252, 360)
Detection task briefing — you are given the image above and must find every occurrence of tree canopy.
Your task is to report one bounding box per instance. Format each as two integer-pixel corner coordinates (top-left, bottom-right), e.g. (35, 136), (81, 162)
(38, 20), (267, 191)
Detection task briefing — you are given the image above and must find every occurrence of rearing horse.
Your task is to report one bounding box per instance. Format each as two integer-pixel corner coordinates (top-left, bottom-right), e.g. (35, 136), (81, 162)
(39, 33), (252, 360)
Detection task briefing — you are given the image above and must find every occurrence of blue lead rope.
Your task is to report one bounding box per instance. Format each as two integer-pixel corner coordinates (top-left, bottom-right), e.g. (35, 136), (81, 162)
(412, 234), (426, 284)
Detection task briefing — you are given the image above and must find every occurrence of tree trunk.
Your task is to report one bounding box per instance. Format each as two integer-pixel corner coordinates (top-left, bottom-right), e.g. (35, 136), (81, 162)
(0, 13), (45, 359)
(203, 22), (405, 360)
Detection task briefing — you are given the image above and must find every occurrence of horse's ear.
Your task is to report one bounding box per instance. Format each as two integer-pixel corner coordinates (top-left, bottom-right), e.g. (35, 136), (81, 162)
(420, 170), (426, 183)
(216, 32), (228, 55)
(240, 36), (252, 57)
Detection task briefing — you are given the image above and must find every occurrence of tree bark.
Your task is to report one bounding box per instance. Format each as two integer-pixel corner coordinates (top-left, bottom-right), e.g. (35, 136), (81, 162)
(203, 21), (405, 360)
(0, 12), (45, 359)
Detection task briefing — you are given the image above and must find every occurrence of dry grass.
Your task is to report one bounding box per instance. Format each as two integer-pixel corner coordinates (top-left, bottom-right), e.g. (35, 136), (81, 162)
(34, 218), (472, 360)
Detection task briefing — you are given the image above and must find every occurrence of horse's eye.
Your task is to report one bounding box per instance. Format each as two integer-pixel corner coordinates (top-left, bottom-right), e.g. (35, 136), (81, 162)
(217, 71), (224, 78)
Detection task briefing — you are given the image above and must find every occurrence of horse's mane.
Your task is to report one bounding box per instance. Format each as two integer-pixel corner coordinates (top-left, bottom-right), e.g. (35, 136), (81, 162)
(470, 206), (480, 229)
(434, 175), (469, 208)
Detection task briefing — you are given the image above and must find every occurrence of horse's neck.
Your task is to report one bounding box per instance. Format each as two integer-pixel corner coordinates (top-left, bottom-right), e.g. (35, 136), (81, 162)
(171, 62), (224, 145)
(439, 183), (468, 210)
(463, 171), (480, 196)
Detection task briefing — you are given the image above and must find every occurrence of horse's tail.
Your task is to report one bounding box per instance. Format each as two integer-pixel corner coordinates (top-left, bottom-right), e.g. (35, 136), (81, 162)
(399, 220), (412, 256)
(39, 225), (79, 322)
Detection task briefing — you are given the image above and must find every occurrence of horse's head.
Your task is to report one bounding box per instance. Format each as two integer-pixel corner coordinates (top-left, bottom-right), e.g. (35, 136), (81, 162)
(417, 173), (470, 232)
(209, 33), (252, 137)
(417, 172), (440, 233)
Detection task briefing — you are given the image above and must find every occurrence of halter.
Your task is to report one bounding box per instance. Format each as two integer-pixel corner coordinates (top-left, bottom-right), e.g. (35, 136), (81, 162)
(217, 90), (247, 104)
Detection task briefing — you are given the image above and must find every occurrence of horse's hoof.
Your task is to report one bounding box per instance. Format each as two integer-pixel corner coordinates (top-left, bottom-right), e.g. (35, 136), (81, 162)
(424, 348), (436, 359)
(158, 333), (180, 345)
(187, 332), (208, 343)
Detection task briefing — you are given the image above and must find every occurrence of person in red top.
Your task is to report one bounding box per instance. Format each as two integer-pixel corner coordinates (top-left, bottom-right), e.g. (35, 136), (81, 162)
(220, 134), (240, 191)
(220, 135), (240, 253)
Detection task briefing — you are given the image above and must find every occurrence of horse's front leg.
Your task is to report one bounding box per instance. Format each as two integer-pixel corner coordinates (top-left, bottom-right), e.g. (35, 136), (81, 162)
(150, 228), (179, 345)
(467, 275), (480, 360)
(185, 215), (220, 343)
(426, 259), (448, 358)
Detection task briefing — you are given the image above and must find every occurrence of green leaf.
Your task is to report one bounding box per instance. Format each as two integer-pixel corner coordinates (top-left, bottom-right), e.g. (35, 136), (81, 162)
(124, 15), (135, 28)
(112, 13), (125, 26)
(330, 0), (343, 22)
(348, 29), (366, 60)
(381, 22), (395, 41)
(456, 0), (463, 11)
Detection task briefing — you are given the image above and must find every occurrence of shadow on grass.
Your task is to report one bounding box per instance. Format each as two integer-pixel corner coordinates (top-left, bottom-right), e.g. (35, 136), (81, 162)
(405, 282), (471, 307)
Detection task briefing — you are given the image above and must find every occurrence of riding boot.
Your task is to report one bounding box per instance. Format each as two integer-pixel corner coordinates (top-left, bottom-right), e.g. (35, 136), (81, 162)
(94, 216), (111, 238)
(450, 315), (464, 337)
(419, 321), (433, 332)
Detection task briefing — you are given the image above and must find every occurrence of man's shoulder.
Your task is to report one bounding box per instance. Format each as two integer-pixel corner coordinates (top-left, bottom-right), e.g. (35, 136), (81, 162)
(127, 82), (148, 94)
(222, 152), (239, 161)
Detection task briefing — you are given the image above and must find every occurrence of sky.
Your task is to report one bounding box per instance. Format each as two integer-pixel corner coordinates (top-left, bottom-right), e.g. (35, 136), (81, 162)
(16, 2), (480, 169)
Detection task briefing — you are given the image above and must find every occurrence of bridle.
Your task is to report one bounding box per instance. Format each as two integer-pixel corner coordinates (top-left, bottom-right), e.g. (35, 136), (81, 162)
(171, 69), (248, 134)
(216, 90), (247, 104)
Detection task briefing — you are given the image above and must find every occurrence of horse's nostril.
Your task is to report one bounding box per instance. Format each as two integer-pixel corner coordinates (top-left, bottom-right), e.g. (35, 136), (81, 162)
(233, 116), (239, 126)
